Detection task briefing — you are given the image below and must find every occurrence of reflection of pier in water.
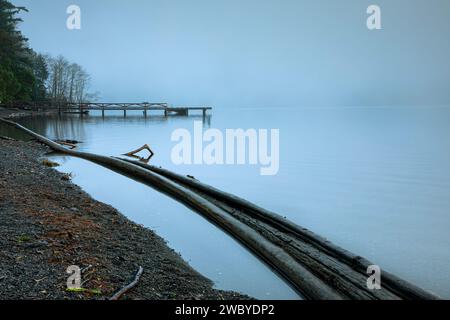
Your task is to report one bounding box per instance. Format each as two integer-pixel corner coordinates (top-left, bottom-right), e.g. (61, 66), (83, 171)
(80, 103), (212, 119)
(91, 113), (212, 127)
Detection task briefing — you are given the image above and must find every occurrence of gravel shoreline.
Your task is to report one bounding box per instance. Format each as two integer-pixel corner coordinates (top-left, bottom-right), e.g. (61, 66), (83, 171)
(0, 106), (58, 119)
(0, 108), (249, 300)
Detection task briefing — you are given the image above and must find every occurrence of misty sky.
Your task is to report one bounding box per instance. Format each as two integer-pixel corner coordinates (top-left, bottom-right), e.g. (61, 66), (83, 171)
(12, 0), (450, 108)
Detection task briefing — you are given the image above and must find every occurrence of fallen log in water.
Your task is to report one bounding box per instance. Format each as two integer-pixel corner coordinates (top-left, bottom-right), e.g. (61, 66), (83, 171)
(119, 160), (439, 300)
(0, 118), (339, 299)
(0, 118), (440, 300)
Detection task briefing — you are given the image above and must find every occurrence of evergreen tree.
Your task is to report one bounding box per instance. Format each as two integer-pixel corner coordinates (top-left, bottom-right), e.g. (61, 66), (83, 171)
(31, 52), (49, 101)
(0, 1), (92, 105)
(0, 0), (37, 103)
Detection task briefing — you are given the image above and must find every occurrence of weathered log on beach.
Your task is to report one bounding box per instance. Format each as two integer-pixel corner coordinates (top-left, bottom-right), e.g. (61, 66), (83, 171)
(0, 118), (339, 299)
(0, 118), (440, 300)
(120, 160), (439, 300)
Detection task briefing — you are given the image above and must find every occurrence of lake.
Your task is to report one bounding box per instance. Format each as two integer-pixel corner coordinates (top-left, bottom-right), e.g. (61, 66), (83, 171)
(2, 106), (450, 299)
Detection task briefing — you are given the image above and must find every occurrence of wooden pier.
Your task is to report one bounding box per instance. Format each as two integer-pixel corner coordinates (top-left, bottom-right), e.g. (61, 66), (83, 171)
(1, 102), (212, 118)
(68, 102), (212, 118)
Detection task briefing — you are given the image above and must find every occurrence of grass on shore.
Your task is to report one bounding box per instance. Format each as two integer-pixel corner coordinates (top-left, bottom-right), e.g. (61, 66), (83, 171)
(42, 159), (60, 168)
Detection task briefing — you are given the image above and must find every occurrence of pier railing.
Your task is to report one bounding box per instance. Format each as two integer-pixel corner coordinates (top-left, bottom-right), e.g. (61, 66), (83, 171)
(0, 101), (212, 117)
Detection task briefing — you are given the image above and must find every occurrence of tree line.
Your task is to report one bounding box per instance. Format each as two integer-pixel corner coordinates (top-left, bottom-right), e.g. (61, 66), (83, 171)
(0, 0), (95, 105)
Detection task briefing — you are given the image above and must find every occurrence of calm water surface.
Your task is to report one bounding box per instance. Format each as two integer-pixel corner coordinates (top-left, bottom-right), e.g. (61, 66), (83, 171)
(2, 106), (450, 299)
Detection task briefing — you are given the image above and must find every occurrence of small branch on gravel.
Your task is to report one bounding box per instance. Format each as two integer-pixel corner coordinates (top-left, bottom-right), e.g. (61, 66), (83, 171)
(81, 265), (93, 274)
(34, 277), (46, 284)
(81, 276), (93, 287)
(109, 266), (144, 300)
(0, 136), (16, 141)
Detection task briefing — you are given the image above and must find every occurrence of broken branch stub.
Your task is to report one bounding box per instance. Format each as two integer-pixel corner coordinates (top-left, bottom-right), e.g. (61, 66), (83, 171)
(124, 144), (154, 162)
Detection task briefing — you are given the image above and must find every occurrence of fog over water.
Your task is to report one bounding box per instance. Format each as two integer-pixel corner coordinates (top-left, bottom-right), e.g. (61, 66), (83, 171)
(6, 0), (450, 300)
(1, 106), (449, 299)
(14, 0), (450, 107)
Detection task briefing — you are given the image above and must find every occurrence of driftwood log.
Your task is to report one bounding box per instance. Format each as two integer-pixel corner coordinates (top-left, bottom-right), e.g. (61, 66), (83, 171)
(120, 159), (441, 300)
(0, 118), (440, 300)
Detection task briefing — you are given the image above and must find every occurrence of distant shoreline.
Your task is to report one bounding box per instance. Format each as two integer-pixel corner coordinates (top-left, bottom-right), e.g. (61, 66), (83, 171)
(0, 106), (59, 119)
